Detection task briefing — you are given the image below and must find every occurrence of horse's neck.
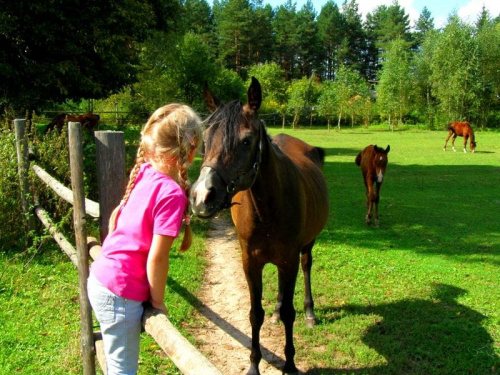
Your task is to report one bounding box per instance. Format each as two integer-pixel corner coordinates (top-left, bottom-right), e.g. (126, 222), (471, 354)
(247, 139), (284, 214)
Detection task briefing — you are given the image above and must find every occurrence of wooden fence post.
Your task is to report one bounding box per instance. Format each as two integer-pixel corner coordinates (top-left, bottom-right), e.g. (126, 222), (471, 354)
(95, 131), (126, 241)
(68, 122), (96, 375)
(14, 118), (36, 231)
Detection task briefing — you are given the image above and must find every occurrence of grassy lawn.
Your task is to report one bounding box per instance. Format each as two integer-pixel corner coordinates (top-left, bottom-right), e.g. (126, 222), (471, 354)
(262, 126), (500, 374)
(1, 125), (498, 374)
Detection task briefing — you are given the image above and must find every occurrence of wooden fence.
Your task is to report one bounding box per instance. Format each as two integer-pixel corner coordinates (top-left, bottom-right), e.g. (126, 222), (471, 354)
(14, 119), (221, 375)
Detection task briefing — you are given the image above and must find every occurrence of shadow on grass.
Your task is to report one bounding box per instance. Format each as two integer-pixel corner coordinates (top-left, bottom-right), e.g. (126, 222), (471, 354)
(307, 283), (499, 374)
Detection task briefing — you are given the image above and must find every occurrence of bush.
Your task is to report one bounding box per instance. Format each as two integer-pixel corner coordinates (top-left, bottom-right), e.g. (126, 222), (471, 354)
(0, 130), (28, 252)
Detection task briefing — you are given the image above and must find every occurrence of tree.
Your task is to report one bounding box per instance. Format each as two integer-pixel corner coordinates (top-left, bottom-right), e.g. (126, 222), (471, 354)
(213, 0), (253, 75)
(317, 80), (338, 130)
(339, 0), (365, 75)
(329, 64), (368, 129)
(429, 15), (481, 123)
(0, 0), (176, 116)
(474, 9), (500, 127)
(295, 1), (321, 78)
(414, 6), (434, 48)
(247, 63), (289, 126)
(249, 4), (275, 65)
(287, 74), (320, 128)
(376, 37), (413, 127)
(317, 1), (346, 80)
(272, 0), (300, 80)
(181, 0), (215, 43)
(364, 1), (412, 80)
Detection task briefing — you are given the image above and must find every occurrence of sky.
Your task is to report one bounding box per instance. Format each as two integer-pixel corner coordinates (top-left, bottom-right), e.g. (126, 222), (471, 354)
(255, 0), (500, 28)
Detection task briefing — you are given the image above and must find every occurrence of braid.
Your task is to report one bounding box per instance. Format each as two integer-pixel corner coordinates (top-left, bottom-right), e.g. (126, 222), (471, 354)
(177, 145), (192, 252)
(108, 145), (146, 233)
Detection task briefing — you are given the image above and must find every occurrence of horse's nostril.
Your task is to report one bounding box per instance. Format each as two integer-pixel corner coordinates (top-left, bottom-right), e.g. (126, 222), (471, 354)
(205, 187), (216, 204)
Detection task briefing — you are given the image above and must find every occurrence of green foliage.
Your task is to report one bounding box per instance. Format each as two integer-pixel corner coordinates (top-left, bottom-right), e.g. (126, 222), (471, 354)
(377, 37), (414, 127)
(246, 63), (288, 113)
(428, 16), (481, 122)
(0, 130), (27, 252)
(0, 0), (177, 114)
(287, 75), (321, 127)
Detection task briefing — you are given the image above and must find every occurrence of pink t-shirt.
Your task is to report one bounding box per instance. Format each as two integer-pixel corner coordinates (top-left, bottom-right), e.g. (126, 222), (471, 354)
(91, 163), (187, 301)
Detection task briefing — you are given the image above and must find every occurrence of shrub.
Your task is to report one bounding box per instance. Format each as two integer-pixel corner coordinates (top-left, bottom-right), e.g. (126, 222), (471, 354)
(0, 130), (28, 252)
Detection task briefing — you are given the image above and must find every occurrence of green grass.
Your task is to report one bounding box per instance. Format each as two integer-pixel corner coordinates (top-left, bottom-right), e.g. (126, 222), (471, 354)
(260, 126), (500, 374)
(0, 201), (210, 375)
(1, 126), (498, 374)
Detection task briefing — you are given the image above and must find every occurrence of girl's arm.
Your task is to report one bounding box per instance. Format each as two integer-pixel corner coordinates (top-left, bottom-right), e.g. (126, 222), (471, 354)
(147, 234), (175, 314)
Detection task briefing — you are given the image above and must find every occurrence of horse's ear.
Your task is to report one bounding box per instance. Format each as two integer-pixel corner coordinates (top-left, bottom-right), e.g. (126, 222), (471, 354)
(203, 81), (221, 113)
(385, 145), (390, 153)
(247, 77), (262, 111)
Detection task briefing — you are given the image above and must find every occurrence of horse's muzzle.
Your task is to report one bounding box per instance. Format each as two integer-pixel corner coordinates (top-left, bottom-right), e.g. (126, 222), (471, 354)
(190, 167), (230, 218)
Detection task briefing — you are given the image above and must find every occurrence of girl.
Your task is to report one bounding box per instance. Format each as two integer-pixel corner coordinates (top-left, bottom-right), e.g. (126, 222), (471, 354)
(87, 104), (203, 375)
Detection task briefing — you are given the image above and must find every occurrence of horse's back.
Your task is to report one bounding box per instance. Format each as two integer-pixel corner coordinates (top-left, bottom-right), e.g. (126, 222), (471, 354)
(271, 133), (329, 240)
(448, 121), (472, 134)
(272, 133), (324, 168)
(355, 145), (374, 171)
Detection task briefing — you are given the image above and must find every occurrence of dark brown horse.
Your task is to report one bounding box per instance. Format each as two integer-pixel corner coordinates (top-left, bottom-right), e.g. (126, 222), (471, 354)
(355, 144), (390, 228)
(443, 121), (476, 153)
(190, 77), (329, 375)
(44, 113), (100, 134)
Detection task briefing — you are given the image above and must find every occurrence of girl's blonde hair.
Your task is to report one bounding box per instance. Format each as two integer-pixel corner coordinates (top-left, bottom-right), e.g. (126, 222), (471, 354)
(108, 103), (203, 251)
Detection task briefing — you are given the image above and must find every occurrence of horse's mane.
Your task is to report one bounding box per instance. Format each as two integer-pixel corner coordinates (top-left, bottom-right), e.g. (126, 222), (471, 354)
(205, 100), (242, 154)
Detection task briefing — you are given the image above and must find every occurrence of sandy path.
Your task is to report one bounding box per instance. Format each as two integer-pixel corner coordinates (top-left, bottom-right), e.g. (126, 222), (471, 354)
(186, 214), (306, 374)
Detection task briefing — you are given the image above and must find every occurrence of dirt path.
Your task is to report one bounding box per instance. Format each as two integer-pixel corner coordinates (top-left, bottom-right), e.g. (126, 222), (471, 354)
(186, 214), (307, 374)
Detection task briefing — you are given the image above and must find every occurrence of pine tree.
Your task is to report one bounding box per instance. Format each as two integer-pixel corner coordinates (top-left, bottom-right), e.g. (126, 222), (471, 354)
(317, 1), (346, 80)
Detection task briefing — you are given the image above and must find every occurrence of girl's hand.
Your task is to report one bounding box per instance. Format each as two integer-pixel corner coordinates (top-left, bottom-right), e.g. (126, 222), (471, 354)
(151, 300), (168, 315)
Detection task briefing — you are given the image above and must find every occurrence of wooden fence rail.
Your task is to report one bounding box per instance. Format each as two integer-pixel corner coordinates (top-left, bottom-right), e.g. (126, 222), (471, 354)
(14, 120), (221, 375)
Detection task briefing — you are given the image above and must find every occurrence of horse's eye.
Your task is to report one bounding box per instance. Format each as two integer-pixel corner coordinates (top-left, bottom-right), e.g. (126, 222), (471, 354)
(242, 137), (252, 146)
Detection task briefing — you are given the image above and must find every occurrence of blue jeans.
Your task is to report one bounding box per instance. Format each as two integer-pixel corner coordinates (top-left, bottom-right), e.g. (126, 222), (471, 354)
(87, 273), (144, 375)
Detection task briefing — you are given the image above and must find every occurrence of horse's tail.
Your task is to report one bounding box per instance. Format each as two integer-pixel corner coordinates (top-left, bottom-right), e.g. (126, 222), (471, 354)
(355, 152), (362, 166)
(315, 147), (326, 167)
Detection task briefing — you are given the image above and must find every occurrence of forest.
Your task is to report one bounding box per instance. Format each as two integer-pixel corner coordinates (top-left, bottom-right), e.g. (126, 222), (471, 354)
(1, 0), (500, 128)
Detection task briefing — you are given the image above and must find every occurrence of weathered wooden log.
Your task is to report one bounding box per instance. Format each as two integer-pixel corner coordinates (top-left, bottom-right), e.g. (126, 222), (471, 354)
(142, 309), (222, 375)
(93, 332), (107, 375)
(35, 206), (78, 266)
(31, 164), (100, 218)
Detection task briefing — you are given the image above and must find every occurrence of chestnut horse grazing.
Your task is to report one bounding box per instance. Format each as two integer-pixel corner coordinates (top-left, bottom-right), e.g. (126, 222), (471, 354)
(443, 121), (476, 153)
(190, 77), (329, 375)
(355, 144), (390, 228)
(44, 113), (100, 134)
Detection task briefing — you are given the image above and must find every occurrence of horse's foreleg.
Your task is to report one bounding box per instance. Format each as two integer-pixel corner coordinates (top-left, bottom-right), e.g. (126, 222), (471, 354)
(365, 184), (373, 226)
(278, 265), (300, 374)
(443, 131), (453, 151)
(463, 135), (469, 153)
(374, 183), (382, 228)
(244, 262), (264, 375)
(301, 241), (316, 328)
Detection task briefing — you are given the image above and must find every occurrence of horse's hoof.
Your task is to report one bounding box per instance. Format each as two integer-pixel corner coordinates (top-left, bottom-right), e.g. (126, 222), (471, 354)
(270, 312), (281, 324)
(375, 220), (380, 228)
(305, 317), (316, 328)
